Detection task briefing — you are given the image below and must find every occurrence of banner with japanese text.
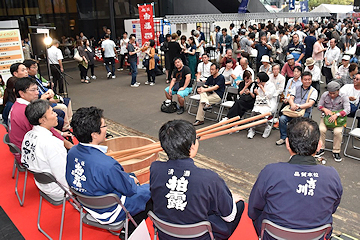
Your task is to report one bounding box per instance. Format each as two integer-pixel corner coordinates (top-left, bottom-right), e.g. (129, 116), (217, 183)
(138, 4), (155, 45)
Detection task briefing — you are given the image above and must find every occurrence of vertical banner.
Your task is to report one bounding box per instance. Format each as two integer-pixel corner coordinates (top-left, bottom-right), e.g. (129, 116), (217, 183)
(0, 29), (24, 82)
(300, 1), (309, 24)
(138, 3), (155, 45)
(289, 0), (295, 10)
(238, 0), (249, 13)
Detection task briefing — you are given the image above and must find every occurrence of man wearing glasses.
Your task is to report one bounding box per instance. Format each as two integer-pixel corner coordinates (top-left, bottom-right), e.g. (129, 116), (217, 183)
(66, 107), (151, 238)
(150, 119), (244, 240)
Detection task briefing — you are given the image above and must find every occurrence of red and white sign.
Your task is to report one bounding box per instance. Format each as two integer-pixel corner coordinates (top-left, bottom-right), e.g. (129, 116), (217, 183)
(138, 4), (155, 44)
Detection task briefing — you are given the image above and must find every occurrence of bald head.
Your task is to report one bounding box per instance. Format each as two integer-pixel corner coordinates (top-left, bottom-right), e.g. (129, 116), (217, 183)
(240, 58), (248, 70)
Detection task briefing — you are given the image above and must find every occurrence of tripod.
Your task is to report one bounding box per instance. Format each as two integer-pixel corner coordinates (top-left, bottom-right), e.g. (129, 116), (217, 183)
(52, 64), (73, 98)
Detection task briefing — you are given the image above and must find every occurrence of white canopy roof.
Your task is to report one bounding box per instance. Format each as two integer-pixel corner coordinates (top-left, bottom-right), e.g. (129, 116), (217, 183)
(311, 4), (353, 14)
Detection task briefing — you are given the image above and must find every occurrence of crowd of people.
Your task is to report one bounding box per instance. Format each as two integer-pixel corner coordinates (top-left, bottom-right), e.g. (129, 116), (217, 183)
(4, 16), (359, 239)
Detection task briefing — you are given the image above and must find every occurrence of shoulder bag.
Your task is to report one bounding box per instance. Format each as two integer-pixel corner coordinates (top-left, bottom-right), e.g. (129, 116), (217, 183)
(324, 110), (347, 128)
(282, 88), (314, 118)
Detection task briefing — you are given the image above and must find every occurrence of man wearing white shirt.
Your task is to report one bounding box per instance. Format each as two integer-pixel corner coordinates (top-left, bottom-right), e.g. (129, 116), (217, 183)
(196, 53), (212, 82)
(101, 34), (117, 79)
(340, 73), (360, 126)
(323, 38), (341, 84)
(268, 64), (285, 97)
(21, 99), (69, 201)
(47, 40), (64, 94)
(234, 58), (254, 81)
(118, 32), (129, 71)
(304, 57), (321, 102)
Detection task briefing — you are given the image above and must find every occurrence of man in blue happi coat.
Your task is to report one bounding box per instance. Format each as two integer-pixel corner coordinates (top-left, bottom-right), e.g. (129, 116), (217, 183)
(66, 107), (151, 237)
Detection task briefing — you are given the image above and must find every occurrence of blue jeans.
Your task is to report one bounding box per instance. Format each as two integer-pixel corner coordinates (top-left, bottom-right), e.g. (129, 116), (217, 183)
(104, 57), (115, 76)
(129, 61), (138, 85)
(279, 112), (311, 139)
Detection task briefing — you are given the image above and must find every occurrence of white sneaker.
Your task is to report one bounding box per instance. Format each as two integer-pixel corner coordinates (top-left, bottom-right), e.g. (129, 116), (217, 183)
(262, 125), (272, 138)
(91, 75), (96, 80)
(130, 84), (139, 88)
(220, 117), (228, 123)
(150, 82), (155, 86)
(135, 82), (141, 86)
(145, 81), (150, 85)
(320, 80), (324, 84)
(276, 139), (286, 145)
(247, 128), (255, 139)
(112, 75), (116, 79)
(86, 76), (90, 80)
(107, 72), (112, 78)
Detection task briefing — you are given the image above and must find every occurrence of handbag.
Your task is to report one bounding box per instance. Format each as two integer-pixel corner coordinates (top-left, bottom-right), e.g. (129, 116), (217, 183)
(161, 99), (178, 113)
(74, 49), (82, 62)
(324, 110), (347, 128)
(282, 88), (314, 118)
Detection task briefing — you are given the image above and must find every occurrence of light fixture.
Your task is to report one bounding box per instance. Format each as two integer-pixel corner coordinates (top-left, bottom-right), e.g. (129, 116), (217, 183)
(44, 36), (53, 46)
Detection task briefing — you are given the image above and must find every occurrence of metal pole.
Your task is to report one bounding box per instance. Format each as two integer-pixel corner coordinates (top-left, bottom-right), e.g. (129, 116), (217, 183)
(109, 0), (116, 40)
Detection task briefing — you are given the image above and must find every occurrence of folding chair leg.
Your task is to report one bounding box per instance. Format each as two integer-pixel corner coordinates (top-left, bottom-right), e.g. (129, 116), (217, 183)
(15, 169), (28, 206)
(59, 198), (66, 240)
(37, 195), (52, 239)
(12, 158), (16, 178)
(79, 208), (83, 240)
(153, 227), (158, 240)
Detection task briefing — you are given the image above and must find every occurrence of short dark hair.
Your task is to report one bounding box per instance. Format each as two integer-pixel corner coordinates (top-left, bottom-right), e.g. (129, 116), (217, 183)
(248, 33), (255, 39)
(211, 63), (220, 70)
(173, 57), (182, 63)
(159, 120), (196, 160)
(149, 39), (155, 47)
(230, 23), (235, 28)
(225, 58), (233, 64)
(104, 34), (110, 39)
(25, 99), (51, 125)
(302, 71), (312, 78)
(294, 66), (303, 73)
(243, 70), (252, 80)
(10, 63), (22, 76)
(71, 107), (104, 143)
(15, 77), (37, 98)
(222, 28), (227, 32)
(349, 63), (358, 72)
(287, 117), (320, 156)
(23, 59), (37, 69)
(215, 26), (220, 31)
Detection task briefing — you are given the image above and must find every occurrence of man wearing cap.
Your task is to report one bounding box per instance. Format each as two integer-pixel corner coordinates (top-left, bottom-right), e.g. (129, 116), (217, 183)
(335, 55), (350, 79)
(323, 38), (341, 84)
(286, 33), (305, 64)
(281, 54), (301, 81)
(316, 81), (350, 162)
(304, 57), (321, 101)
(259, 55), (272, 75)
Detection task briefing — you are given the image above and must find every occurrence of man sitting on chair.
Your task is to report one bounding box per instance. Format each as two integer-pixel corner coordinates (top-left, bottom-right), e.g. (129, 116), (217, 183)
(150, 119), (244, 240)
(316, 81), (350, 162)
(21, 99), (69, 201)
(66, 107), (151, 236)
(193, 63), (226, 126)
(248, 117), (343, 239)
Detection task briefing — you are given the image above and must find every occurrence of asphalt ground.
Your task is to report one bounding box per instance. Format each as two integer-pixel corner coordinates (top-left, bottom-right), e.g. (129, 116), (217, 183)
(47, 60), (359, 236)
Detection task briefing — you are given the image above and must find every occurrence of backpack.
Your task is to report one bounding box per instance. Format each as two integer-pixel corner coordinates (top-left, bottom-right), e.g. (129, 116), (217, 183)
(161, 100), (178, 113)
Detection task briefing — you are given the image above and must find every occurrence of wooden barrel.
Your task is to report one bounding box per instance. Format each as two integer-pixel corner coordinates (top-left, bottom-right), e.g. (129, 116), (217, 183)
(102, 136), (158, 184)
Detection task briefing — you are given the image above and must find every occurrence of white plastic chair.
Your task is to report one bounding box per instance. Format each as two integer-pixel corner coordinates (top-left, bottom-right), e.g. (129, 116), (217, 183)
(344, 109), (360, 160)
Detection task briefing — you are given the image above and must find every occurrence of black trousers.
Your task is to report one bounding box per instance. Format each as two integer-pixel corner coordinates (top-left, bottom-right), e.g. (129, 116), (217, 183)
(147, 68), (155, 83)
(227, 100), (254, 119)
(128, 199), (153, 234)
(88, 64), (95, 76)
(119, 53), (127, 69)
(50, 64), (63, 94)
(78, 64), (87, 80)
(311, 81), (320, 102)
(322, 67), (333, 84)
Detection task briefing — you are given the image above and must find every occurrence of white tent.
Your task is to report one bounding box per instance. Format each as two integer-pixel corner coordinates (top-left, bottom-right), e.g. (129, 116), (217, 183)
(311, 4), (353, 14)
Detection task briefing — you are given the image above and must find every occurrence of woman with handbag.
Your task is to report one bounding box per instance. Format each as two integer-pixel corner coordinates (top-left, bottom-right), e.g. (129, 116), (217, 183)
(85, 39), (96, 80)
(316, 81), (350, 162)
(75, 40), (90, 84)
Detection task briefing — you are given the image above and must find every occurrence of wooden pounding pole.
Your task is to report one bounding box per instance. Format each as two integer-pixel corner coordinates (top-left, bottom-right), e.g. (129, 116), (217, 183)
(115, 118), (268, 162)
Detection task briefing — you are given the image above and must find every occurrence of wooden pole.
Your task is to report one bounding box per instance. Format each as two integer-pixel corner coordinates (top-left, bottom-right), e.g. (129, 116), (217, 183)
(114, 118), (268, 162)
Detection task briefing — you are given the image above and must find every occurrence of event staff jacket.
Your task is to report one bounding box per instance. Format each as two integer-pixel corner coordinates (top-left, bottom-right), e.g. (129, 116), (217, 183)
(248, 155), (343, 240)
(150, 158), (237, 240)
(66, 144), (150, 224)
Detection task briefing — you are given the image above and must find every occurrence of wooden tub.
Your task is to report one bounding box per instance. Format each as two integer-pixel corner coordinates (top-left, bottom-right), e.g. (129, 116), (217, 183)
(103, 136), (159, 184)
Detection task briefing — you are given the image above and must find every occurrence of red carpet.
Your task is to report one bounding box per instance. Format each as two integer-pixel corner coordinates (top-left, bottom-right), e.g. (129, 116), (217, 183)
(0, 125), (257, 239)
